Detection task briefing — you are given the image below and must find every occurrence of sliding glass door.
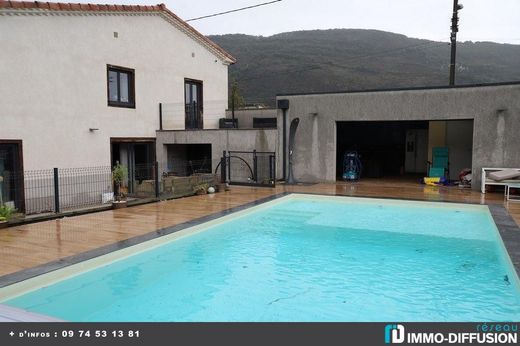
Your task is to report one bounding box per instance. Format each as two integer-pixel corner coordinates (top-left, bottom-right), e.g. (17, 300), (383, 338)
(0, 141), (24, 211)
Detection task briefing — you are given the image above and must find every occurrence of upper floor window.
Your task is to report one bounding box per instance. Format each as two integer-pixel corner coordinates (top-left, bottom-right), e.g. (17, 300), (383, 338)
(107, 65), (135, 108)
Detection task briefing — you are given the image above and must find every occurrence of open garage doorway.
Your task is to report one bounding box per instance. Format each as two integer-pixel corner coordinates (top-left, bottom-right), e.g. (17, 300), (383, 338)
(336, 120), (473, 181)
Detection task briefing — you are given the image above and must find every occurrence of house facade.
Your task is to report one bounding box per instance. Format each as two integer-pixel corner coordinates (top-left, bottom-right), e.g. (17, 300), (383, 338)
(0, 2), (234, 168)
(0, 1), (235, 208)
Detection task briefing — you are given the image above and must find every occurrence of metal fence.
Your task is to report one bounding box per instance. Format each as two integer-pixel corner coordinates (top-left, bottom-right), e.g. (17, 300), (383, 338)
(219, 150), (276, 187)
(0, 166), (113, 215)
(3, 169), (55, 215)
(0, 161), (222, 218)
(58, 167), (113, 212)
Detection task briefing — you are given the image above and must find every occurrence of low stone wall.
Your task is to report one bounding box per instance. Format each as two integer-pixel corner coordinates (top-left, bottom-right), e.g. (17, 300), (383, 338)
(136, 173), (220, 199)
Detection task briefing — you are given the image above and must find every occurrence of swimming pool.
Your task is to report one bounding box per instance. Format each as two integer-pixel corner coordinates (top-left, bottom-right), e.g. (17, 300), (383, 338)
(1, 194), (520, 321)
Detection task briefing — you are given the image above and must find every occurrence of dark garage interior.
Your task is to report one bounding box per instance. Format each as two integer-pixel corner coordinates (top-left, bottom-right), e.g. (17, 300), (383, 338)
(336, 121), (429, 179)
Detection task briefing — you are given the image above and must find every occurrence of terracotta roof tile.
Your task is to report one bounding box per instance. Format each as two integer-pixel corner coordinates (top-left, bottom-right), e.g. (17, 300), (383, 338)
(22, 1), (37, 8)
(48, 2), (60, 10)
(10, 1), (25, 8)
(0, 0), (236, 63)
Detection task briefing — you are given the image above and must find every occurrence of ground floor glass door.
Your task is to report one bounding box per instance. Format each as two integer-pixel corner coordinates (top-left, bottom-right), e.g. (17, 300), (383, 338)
(0, 142), (23, 211)
(111, 141), (155, 196)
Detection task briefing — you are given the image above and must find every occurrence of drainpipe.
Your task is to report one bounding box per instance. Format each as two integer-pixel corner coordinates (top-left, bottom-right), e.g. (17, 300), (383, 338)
(287, 118), (300, 185)
(277, 99), (290, 181)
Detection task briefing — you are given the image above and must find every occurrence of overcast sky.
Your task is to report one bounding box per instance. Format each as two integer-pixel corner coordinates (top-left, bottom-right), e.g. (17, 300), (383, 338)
(107, 0), (520, 44)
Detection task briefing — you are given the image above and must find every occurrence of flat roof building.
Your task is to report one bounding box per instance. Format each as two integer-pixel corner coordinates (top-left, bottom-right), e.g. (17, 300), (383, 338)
(276, 81), (520, 190)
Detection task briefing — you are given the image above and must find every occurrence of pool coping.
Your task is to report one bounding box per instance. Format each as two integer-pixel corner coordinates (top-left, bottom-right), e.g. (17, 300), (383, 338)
(0, 192), (519, 289)
(487, 204), (520, 276)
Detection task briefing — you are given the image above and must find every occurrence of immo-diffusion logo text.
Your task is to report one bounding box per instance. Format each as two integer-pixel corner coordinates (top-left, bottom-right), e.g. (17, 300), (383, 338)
(384, 324), (518, 344)
(385, 324), (405, 344)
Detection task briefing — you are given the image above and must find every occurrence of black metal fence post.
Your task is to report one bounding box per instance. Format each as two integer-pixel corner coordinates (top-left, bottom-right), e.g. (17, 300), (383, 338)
(253, 150), (258, 183)
(154, 161), (160, 198)
(227, 151), (231, 184)
(159, 103), (163, 130)
(220, 151), (227, 183)
(269, 154), (276, 186)
(53, 167), (60, 213)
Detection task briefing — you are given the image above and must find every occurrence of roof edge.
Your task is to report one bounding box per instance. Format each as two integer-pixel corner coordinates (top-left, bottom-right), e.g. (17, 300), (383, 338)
(157, 3), (236, 64)
(0, 1), (236, 64)
(276, 81), (520, 97)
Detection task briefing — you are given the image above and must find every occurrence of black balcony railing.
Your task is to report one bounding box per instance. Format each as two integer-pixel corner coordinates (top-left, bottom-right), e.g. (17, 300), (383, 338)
(159, 101), (228, 131)
(185, 103), (203, 129)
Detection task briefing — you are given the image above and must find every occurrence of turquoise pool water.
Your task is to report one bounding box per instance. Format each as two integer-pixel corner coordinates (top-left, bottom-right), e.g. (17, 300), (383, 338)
(3, 196), (520, 321)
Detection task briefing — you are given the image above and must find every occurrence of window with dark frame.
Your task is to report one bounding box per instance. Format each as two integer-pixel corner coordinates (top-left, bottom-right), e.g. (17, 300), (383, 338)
(184, 79), (203, 129)
(107, 65), (135, 108)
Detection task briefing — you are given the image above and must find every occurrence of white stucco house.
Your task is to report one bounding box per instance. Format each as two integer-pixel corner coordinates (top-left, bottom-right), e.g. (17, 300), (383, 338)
(0, 1), (235, 209)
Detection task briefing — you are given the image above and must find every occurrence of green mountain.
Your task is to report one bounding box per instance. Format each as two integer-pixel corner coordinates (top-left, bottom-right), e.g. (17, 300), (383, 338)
(208, 29), (520, 106)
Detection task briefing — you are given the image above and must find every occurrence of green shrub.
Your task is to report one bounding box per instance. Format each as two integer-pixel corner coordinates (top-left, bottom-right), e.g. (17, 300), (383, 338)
(112, 162), (128, 200)
(0, 205), (13, 221)
(112, 162), (128, 185)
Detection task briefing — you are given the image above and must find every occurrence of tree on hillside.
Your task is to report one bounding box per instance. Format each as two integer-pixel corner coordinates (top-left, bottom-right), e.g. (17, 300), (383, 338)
(229, 80), (245, 110)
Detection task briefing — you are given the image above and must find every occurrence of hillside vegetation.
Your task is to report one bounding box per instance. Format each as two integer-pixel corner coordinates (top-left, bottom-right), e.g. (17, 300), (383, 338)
(209, 29), (520, 106)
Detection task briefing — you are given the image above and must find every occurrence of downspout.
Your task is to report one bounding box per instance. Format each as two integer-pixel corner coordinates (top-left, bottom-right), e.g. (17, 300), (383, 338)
(286, 118), (300, 185)
(277, 99), (290, 181)
(282, 108), (287, 180)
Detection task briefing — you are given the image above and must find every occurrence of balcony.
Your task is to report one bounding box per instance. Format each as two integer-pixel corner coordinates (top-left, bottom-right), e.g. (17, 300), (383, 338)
(158, 101), (279, 131)
(158, 100), (228, 131)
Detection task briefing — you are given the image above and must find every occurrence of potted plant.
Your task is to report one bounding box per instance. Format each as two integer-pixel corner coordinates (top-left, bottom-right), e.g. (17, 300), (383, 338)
(112, 162), (128, 209)
(193, 183), (209, 195)
(0, 205), (13, 229)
